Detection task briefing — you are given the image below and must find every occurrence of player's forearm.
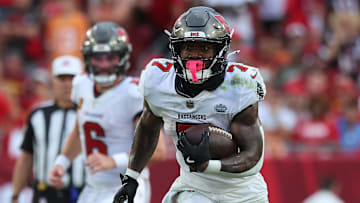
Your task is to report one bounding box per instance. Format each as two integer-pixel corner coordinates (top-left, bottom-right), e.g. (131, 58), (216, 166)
(221, 150), (261, 173)
(12, 151), (33, 196)
(129, 117), (162, 172)
(221, 121), (263, 174)
(148, 130), (167, 166)
(61, 123), (81, 161)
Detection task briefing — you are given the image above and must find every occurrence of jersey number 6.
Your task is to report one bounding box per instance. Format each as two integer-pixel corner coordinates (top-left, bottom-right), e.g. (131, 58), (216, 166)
(83, 122), (107, 155)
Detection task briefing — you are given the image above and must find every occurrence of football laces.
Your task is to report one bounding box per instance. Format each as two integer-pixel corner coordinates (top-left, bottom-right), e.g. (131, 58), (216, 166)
(208, 126), (233, 140)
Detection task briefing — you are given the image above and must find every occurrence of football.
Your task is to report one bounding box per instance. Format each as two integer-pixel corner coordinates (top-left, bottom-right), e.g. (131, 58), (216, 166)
(181, 124), (238, 159)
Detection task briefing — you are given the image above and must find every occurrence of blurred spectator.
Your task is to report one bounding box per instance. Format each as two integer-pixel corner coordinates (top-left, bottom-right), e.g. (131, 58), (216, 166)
(0, 0), (42, 60)
(330, 72), (358, 116)
(283, 67), (330, 102)
(44, 0), (89, 62)
(284, 22), (316, 64)
(275, 22), (310, 88)
(203, 0), (260, 44)
(22, 67), (52, 110)
(320, 11), (360, 83)
(304, 68), (330, 97)
(336, 99), (360, 154)
(259, 85), (297, 158)
(0, 90), (12, 129)
(325, 0), (359, 13)
(307, 0), (327, 47)
(276, 21), (321, 90)
(283, 82), (308, 120)
(0, 49), (49, 128)
(292, 95), (340, 155)
(258, 0), (287, 36)
(1, 49), (29, 97)
(303, 176), (344, 203)
(146, 0), (188, 30)
(129, 0), (190, 75)
(0, 128), (32, 203)
(87, 0), (134, 27)
(252, 33), (290, 73)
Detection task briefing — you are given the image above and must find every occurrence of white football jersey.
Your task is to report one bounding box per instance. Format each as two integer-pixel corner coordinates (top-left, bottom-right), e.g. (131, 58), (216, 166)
(71, 75), (143, 188)
(139, 58), (267, 196)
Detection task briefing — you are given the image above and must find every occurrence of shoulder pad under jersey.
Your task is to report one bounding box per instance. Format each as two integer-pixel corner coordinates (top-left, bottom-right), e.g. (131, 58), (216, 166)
(126, 76), (143, 100)
(71, 74), (91, 105)
(224, 62), (266, 101)
(139, 58), (174, 97)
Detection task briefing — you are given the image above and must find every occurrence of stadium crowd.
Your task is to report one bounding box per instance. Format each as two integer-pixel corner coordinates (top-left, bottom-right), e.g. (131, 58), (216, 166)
(0, 0), (359, 202)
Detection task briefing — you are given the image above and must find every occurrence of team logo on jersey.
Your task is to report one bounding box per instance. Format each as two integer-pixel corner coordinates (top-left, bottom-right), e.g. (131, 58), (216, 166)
(186, 100), (194, 109)
(215, 104), (227, 113)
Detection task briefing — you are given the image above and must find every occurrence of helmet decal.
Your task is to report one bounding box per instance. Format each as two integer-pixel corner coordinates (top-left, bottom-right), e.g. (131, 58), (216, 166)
(116, 28), (130, 43)
(214, 15), (230, 34)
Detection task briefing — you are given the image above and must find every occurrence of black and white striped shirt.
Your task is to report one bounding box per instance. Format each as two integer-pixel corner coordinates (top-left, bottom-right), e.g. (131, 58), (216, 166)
(21, 100), (85, 188)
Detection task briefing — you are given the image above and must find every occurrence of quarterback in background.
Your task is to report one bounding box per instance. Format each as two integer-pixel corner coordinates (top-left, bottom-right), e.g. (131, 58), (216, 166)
(114, 6), (268, 203)
(48, 22), (166, 203)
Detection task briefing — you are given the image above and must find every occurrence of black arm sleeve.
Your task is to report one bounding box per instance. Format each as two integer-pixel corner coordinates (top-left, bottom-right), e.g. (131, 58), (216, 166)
(20, 116), (35, 154)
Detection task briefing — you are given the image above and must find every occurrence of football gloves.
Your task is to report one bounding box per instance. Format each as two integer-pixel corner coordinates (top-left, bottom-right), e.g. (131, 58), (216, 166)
(177, 131), (211, 172)
(113, 174), (138, 203)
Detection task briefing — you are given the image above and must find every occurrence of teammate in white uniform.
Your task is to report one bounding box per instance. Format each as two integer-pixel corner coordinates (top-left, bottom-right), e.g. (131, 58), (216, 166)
(48, 22), (166, 203)
(114, 6), (269, 203)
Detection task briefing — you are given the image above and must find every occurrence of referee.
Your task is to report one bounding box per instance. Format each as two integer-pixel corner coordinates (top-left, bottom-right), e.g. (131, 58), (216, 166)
(11, 55), (85, 203)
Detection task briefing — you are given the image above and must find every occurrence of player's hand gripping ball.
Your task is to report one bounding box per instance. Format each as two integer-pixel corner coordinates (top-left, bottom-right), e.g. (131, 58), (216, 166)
(177, 124), (237, 171)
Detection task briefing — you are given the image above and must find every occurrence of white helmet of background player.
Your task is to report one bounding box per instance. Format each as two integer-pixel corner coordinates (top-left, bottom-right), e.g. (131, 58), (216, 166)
(82, 22), (132, 86)
(167, 6), (232, 85)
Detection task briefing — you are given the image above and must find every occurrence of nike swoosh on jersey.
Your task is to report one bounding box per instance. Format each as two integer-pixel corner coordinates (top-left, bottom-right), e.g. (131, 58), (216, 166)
(251, 72), (258, 79)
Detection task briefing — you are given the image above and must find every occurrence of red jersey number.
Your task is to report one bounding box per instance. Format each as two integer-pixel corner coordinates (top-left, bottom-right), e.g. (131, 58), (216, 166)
(83, 122), (107, 155)
(152, 61), (173, 72)
(227, 64), (248, 72)
(176, 123), (209, 136)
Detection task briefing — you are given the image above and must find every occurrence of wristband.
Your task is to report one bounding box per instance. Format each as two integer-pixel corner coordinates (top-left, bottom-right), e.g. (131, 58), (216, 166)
(125, 168), (140, 180)
(204, 160), (222, 173)
(111, 153), (129, 169)
(54, 154), (70, 170)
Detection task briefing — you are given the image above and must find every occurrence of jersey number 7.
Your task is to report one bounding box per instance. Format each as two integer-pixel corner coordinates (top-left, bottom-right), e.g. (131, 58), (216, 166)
(83, 122), (107, 155)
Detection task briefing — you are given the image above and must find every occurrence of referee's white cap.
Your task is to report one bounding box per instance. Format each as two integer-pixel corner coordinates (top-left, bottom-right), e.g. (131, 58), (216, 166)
(52, 55), (83, 76)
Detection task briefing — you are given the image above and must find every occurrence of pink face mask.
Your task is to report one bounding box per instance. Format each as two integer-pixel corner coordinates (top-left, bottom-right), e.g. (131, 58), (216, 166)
(185, 60), (204, 82)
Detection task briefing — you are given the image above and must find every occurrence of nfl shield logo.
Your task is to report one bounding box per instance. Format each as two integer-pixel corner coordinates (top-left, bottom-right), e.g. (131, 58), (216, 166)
(186, 100), (194, 109)
(215, 104), (227, 113)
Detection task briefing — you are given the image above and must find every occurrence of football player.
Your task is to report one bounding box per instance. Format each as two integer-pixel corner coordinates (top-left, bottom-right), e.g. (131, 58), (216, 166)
(113, 6), (268, 203)
(48, 22), (166, 203)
